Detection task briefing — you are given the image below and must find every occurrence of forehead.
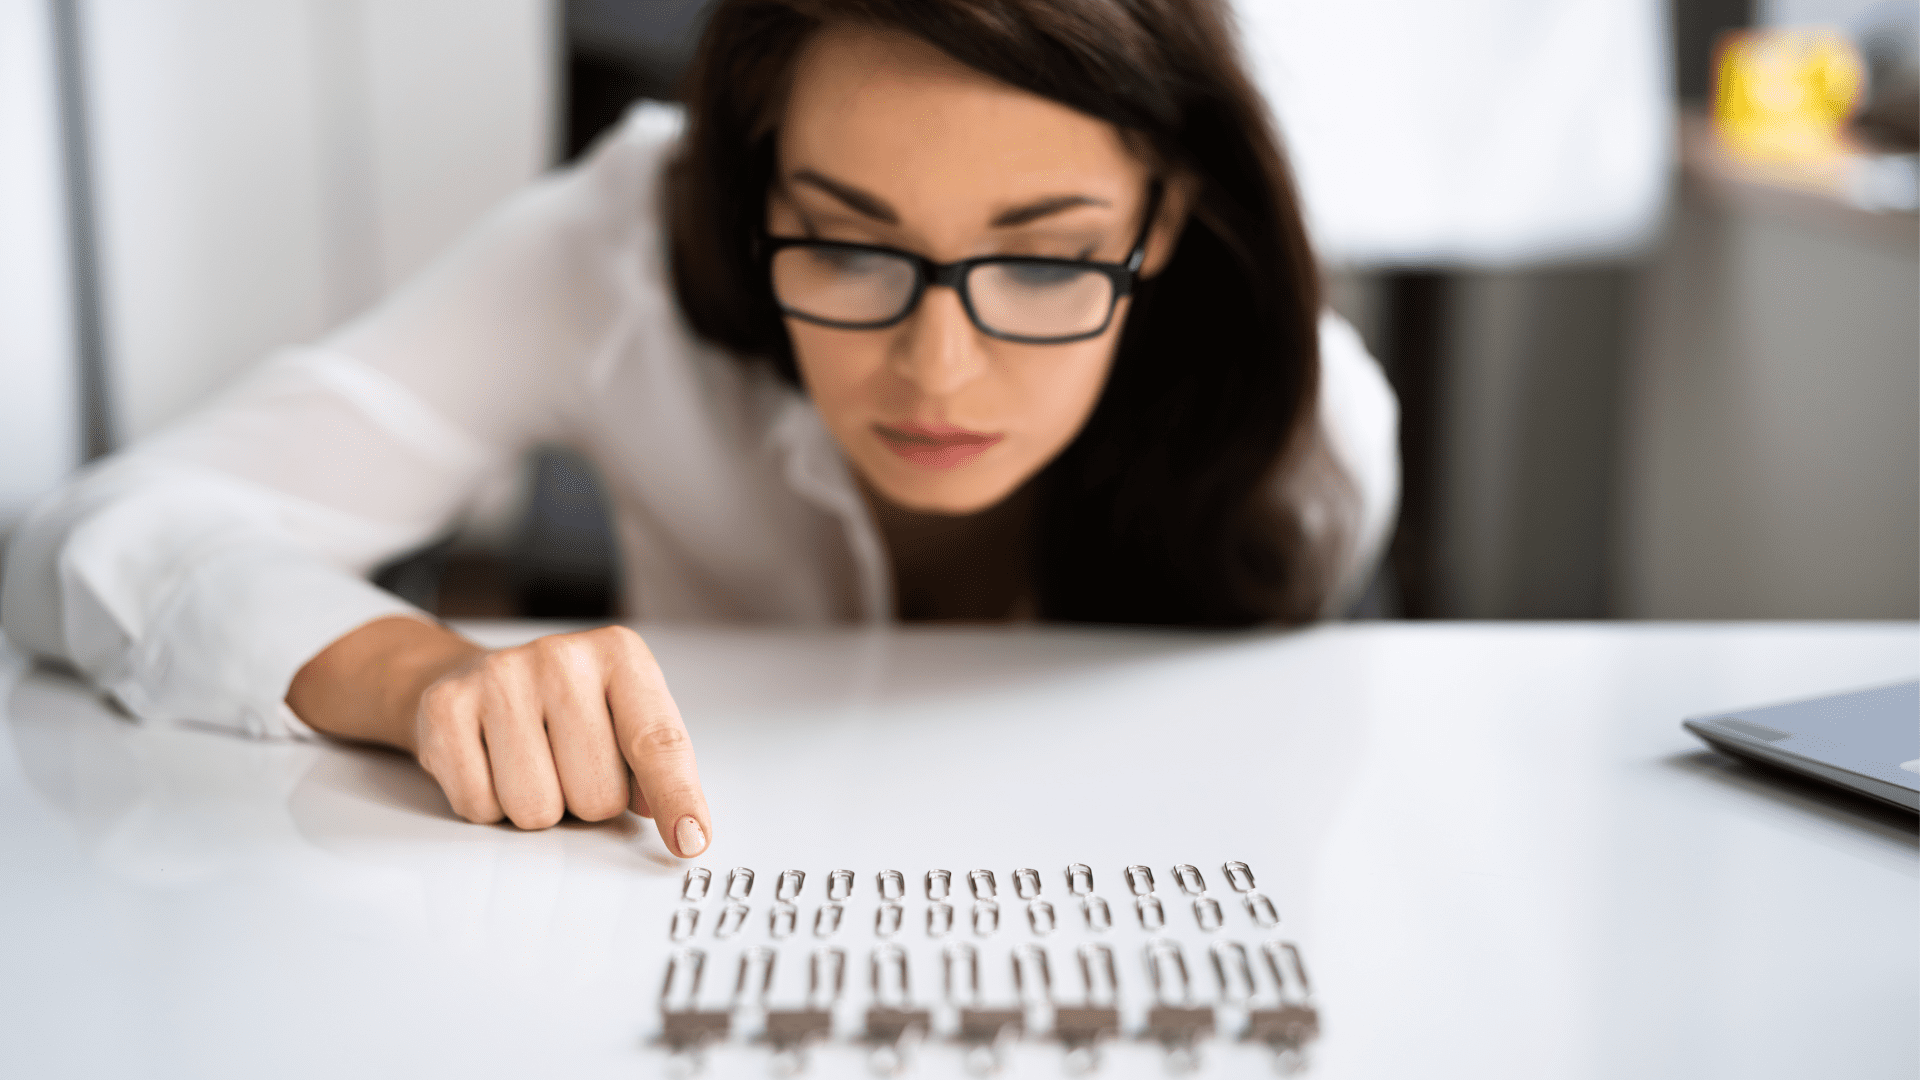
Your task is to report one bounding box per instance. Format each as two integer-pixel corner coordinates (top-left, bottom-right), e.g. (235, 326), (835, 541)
(777, 24), (1147, 210)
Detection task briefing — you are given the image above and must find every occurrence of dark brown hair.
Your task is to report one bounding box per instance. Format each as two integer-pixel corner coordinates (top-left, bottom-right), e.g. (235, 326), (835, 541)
(667, 0), (1354, 626)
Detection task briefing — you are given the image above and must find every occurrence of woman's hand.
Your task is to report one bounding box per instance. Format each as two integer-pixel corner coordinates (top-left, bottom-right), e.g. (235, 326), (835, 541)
(287, 617), (710, 856)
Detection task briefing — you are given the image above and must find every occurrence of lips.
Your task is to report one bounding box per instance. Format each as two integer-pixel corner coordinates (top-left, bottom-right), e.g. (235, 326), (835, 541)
(874, 422), (1004, 469)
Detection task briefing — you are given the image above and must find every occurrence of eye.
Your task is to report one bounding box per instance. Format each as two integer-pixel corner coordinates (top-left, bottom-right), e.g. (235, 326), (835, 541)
(997, 260), (1090, 289)
(806, 246), (895, 276)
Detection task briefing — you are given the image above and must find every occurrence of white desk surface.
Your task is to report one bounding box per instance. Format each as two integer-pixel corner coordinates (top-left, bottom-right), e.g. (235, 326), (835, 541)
(3, 621), (1915, 1079)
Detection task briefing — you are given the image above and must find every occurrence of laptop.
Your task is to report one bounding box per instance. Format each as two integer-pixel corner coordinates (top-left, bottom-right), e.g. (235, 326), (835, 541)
(1683, 681), (1920, 813)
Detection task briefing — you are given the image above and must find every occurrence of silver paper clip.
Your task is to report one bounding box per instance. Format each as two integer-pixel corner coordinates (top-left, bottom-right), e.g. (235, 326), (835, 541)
(725, 867), (755, 901)
(670, 906), (700, 943)
(971, 900), (1000, 937)
(763, 947), (842, 1067)
(770, 901), (798, 940)
(1065, 863), (1095, 896)
(660, 947), (730, 1055)
(1136, 894), (1165, 931)
(1222, 861), (1256, 893)
(827, 869), (855, 902)
(814, 903), (844, 938)
(1244, 892), (1280, 929)
(876, 869), (906, 903)
(1124, 865), (1155, 895)
(1193, 896), (1224, 932)
(682, 867), (712, 903)
(1144, 939), (1214, 1072)
(1080, 895), (1112, 932)
(715, 902), (749, 939)
(1053, 943), (1121, 1069)
(927, 902), (954, 937)
(1171, 864), (1206, 897)
(874, 902), (904, 938)
(1027, 900), (1057, 936)
(1246, 941), (1320, 1075)
(926, 869), (952, 901)
(968, 869), (997, 900)
(1012, 868), (1042, 900)
(776, 869), (806, 902)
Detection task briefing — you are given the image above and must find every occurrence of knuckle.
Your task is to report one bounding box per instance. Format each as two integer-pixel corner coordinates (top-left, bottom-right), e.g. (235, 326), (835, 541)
(509, 800), (565, 831)
(533, 633), (586, 667)
(594, 623), (650, 657)
(631, 721), (693, 759)
(571, 788), (628, 823)
(419, 677), (465, 717)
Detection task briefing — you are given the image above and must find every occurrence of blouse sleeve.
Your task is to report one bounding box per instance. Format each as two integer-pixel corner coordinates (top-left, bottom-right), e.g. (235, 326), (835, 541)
(0, 103), (683, 739)
(1314, 310), (1402, 613)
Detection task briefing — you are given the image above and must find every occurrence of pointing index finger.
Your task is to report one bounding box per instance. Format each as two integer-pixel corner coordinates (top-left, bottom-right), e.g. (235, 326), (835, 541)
(599, 628), (710, 858)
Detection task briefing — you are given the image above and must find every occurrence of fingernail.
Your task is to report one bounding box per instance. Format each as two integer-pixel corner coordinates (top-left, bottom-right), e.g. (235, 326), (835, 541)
(675, 816), (707, 858)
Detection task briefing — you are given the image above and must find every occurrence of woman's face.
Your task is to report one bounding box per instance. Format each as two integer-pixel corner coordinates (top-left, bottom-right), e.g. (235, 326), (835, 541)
(770, 25), (1183, 515)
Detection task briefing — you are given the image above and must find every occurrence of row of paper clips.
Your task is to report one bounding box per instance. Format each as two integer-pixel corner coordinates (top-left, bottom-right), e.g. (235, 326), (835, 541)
(670, 863), (1282, 942)
(658, 937), (1317, 1075)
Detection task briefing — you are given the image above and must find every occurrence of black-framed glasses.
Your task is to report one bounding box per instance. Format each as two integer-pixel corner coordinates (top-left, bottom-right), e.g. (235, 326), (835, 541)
(765, 183), (1163, 345)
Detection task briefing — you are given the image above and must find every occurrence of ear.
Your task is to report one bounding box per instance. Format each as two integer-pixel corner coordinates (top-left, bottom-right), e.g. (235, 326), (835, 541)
(1138, 171), (1198, 280)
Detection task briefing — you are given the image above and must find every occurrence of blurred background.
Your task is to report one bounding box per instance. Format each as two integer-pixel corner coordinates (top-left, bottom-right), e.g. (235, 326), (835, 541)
(1, 0), (1914, 622)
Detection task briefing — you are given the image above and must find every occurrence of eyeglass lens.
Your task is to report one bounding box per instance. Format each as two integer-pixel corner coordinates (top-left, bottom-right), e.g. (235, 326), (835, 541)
(771, 246), (1116, 340)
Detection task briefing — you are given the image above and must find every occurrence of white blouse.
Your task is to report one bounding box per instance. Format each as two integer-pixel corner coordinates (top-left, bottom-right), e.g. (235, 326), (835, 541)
(0, 103), (1399, 742)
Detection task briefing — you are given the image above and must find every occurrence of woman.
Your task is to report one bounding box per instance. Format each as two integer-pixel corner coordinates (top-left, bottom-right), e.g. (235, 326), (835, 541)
(0, 0), (1396, 859)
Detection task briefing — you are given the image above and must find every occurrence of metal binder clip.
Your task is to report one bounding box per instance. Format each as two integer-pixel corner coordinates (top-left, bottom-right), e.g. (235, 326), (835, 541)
(926, 869), (952, 901)
(927, 902), (954, 937)
(1244, 893), (1280, 929)
(1246, 941), (1319, 1075)
(1193, 896), (1224, 932)
(1027, 900), (1057, 935)
(660, 947), (730, 1053)
(776, 869), (807, 901)
(1171, 864), (1206, 896)
(1065, 863), (1095, 896)
(770, 901), (798, 939)
(968, 869), (997, 900)
(763, 947), (842, 1065)
(1080, 895), (1112, 932)
(1221, 861), (1256, 893)
(725, 867), (755, 901)
(874, 902), (904, 938)
(715, 902), (749, 939)
(971, 901), (1000, 936)
(683, 867), (712, 903)
(1144, 939), (1214, 1070)
(1053, 943), (1121, 1067)
(1136, 894), (1165, 931)
(670, 906), (700, 942)
(827, 869), (854, 902)
(815, 903), (844, 938)
(865, 944), (930, 1062)
(1012, 868), (1042, 899)
(947, 942), (1022, 1073)
(1124, 865), (1155, 895)
(876, 869), (906, 902)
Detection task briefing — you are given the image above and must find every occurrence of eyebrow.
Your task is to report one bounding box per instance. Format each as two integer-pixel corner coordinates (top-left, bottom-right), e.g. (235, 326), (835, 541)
(788, 168), (1113, 229)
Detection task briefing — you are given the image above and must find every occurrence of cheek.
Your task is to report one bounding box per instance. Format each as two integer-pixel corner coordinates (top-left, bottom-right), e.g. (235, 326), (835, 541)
(1006, 343), (1113, 452)
(788, 324), (892, 418)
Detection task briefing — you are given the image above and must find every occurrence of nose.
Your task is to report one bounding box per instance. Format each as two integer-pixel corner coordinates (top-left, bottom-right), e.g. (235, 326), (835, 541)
(889, 283), (988, 396)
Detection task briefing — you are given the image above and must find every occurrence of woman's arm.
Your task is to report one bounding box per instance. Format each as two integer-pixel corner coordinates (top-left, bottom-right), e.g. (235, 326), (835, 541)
(288, 617), (710, 853)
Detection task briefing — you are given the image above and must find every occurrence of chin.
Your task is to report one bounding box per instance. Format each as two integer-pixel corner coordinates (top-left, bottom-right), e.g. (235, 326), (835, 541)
(868, 465), (1019, 517)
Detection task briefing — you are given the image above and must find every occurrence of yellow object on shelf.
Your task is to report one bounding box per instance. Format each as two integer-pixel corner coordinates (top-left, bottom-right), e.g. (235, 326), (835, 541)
(1713, 27), (1864, 170)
